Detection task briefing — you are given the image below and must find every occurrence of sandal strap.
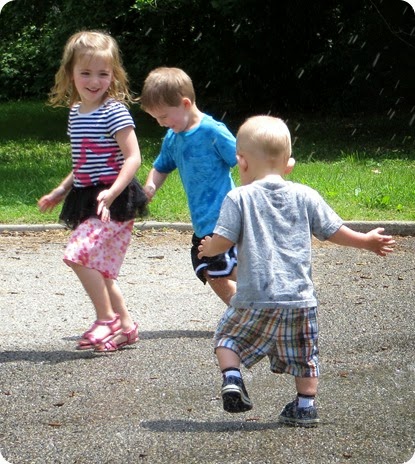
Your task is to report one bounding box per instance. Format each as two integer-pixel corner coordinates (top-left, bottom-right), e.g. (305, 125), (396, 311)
(81, 314), (120, 337)
(79, 314), (122, 347)
(123, 323), (139, 344)
(95, 323), (139, 352)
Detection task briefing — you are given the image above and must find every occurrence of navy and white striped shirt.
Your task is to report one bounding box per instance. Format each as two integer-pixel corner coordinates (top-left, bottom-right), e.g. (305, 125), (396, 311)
(68, 99), (135, 188)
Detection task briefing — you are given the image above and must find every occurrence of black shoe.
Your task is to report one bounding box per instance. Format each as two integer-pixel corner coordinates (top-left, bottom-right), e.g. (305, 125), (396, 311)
(221, 375), (253, 413)
(278, 399), (320, 427)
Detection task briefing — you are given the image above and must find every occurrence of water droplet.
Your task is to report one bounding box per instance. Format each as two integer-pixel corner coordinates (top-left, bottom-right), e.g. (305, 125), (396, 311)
(195, 32), (202, 41)
(361, 41), (367, 49)
(409, 114), (415, 126)
(293, 136), (298, 146)
(379, 88), (384, 96)
(145, 28), (152, 36)
(351, 128), (357, 136)
(372, 53), (381, 67)
(366, 73), (371, 80)
(298, 69), (305, 79)
(391, 134), (396, 141)
(234, 23), (241, 33)
(221, 112), (227, 121)
(389, 111), (395, 120)
(295, 123), (301, 132)
(353, 65), (359, 72)
(318, 55), (324, 64)
(349, 77), (355, 85)
(205, 81), (211, 89)
(236, 64), (241, 73)
(395, 80), (400, 89)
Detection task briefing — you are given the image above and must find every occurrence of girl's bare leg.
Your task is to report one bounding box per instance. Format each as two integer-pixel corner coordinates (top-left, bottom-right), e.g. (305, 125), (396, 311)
(105, 278), (134, 331)
(69, 262), (118, 339)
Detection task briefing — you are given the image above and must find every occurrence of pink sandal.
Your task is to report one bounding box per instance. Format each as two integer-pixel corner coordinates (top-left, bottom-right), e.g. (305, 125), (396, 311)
(95, 322), (139, 352)
(76, 315), (122, 350)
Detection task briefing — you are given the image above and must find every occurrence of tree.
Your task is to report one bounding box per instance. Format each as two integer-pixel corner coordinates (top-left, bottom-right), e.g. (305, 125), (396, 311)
(0, 0), (413, 115)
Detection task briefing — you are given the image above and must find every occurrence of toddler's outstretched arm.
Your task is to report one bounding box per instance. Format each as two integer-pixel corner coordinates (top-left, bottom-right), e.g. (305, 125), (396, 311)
(328, 226), (395, 256)
(198, 234), (234, 258)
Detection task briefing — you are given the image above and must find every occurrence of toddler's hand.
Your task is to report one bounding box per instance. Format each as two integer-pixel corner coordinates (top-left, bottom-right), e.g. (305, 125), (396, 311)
(197, 236), (212, 259)
(366, 227), (395, 256)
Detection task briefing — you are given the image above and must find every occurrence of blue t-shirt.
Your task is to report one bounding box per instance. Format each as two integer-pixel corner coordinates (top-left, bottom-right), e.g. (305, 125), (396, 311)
(153, 114), (237, 237)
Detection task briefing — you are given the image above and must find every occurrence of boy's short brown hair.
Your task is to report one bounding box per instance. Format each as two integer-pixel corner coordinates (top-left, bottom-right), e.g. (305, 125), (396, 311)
(140, 67), (196, 110)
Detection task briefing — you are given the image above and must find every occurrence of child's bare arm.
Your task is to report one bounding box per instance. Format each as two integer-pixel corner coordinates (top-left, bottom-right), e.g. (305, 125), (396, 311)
(198, 234), (235, 258)
(144, 168), (169, 201)
(328, 225), (395, 257)
(38, 172), (73, 212)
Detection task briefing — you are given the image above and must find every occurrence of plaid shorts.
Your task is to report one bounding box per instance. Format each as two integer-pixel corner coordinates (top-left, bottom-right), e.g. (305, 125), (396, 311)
(214, 306), (319, 378)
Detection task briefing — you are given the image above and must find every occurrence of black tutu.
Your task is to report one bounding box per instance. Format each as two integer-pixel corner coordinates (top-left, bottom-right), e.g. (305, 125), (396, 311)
(59, 178), (148, 230)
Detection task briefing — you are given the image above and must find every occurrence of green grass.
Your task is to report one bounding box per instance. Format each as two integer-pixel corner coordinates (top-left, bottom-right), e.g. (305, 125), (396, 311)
(0, 101), (414, 224)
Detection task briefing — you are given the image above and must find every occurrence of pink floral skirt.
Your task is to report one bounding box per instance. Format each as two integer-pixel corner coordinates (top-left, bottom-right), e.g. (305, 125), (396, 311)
(63, 218), (134, 279)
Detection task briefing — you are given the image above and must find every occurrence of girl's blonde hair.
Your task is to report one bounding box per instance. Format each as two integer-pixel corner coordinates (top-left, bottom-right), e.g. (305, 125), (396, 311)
(49, 30), (134, 107)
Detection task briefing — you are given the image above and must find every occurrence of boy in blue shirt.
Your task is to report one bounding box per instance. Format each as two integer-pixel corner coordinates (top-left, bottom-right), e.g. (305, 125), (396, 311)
(141, 67), (295, 304)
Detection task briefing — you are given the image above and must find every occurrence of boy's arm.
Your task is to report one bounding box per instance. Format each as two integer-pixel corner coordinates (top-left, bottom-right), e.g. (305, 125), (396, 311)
(328, 225), (395, 256)
(198, 234), (234, 258)
(144, 167), (169, 201)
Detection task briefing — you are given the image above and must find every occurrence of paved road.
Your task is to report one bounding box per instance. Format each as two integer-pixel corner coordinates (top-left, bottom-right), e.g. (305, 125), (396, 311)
(0, 229), (414, 464)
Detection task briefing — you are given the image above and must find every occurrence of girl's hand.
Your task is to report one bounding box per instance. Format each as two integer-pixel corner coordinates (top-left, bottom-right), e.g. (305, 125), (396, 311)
(97, 189), (115, 222)
(38, 186), (67, 212)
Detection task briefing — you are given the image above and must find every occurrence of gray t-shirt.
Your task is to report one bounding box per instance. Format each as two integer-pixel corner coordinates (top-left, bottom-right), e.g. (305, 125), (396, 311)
(214, 177), (343, 309)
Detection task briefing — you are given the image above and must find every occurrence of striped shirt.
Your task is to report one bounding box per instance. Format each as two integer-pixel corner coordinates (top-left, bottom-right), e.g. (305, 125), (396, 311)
(68, 99), (135, 188)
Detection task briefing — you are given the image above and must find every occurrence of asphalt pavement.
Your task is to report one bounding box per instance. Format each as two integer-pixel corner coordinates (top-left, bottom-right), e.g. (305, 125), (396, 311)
(0, 225), (414, 464)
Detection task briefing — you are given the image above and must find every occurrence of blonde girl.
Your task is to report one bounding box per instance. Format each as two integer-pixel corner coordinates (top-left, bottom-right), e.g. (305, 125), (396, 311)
(38, 30), (147, 352)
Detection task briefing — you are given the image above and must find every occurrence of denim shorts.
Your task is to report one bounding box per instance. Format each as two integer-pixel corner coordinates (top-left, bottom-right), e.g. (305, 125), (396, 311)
(214, 306), (319, 378)
(191, 233), (237, 284)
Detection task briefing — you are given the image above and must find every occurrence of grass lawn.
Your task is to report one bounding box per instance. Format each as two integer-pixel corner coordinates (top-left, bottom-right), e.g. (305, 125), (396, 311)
(0, 101), (414, 224)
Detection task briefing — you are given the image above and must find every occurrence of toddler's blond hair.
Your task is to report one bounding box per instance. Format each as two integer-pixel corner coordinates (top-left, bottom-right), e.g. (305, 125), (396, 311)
(237, 115), (292, 161)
